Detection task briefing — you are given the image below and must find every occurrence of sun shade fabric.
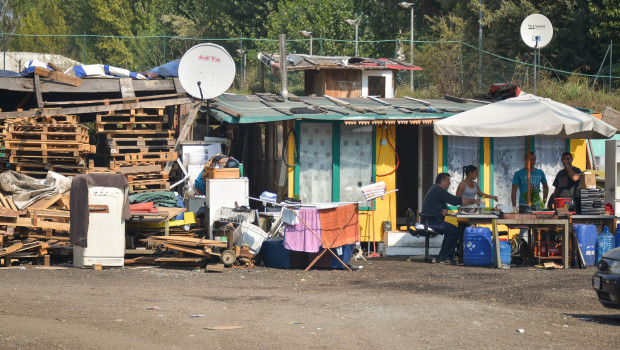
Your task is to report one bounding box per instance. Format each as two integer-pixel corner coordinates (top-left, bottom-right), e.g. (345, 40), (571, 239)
(434, 94), (616, 139)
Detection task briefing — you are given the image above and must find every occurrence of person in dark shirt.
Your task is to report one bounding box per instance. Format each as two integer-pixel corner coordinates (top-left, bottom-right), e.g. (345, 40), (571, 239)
(551, 151), (581, 209)
(422, 173), (480, 263)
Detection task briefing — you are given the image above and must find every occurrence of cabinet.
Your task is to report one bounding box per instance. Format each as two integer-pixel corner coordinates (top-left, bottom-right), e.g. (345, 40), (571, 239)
(204, 178), (249, 239)
(604, 140), (620, 214)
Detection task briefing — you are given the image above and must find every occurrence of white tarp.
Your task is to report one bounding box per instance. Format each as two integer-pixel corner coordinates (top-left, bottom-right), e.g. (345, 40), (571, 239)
(434, 94), (616, 139)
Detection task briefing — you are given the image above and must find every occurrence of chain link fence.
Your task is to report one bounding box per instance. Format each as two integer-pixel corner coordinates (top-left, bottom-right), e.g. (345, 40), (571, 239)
(1, 33), (618, 98)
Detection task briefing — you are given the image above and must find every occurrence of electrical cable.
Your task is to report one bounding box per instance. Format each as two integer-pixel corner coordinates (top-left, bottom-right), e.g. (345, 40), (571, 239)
(282, 128), (298, 168)
(376, 126), (400, 177)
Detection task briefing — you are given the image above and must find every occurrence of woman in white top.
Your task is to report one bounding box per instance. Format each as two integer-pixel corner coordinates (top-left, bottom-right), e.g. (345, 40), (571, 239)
(456, 165), (498, 201)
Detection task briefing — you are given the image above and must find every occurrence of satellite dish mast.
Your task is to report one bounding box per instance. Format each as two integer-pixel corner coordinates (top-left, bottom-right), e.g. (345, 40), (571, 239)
(178, 43), (236, 100)
(520, 14), (553, 95)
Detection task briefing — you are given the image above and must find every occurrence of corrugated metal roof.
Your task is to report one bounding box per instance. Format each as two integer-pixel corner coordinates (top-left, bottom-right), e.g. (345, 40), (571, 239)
(258, 53), (422, 72)
(208, 94), (484, 124)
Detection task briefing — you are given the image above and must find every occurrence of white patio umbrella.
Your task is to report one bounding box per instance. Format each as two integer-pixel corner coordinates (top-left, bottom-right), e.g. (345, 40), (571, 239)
(434, 94), (617, 205)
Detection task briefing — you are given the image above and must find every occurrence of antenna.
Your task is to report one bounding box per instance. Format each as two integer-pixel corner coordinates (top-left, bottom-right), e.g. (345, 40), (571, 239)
(178, 43), (236, 100)
(520, 14), (553, 96)
(520, 14), (553, 49)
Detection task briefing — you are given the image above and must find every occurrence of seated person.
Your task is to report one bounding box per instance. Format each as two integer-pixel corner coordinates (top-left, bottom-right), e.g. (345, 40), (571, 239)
(422, 173), (480, 263)
(456, 165), (498, 203)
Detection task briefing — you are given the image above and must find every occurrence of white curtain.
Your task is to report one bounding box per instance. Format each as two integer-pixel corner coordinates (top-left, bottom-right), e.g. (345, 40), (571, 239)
(299, 123), (333, 204)
(536, 137), (565, 195)
(493, 137), (526, 207)
(447, 136), (479, 195)
(340, 125), (373, 203)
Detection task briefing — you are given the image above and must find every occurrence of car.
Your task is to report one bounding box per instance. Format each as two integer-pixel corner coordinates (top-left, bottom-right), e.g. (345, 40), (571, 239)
(592, 247), (620, 309)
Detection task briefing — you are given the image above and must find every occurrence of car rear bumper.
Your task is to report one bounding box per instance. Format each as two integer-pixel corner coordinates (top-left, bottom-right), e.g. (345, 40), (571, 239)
(592, 272), (620, 309)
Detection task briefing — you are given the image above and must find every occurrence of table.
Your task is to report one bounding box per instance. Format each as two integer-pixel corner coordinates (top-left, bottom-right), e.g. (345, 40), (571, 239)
(450, 214), (570, 269)
(571, 215), (615, 230)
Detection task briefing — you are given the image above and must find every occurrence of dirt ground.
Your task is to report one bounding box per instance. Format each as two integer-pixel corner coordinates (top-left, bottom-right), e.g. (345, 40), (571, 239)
(1, 258), (618, 349)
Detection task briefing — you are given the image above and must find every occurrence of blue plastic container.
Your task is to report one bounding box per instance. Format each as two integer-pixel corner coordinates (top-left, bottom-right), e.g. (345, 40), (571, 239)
(463, 227), (493, 266)
(597, 226), (615, 264)
(615, 224), (620, 248)
(575, 224), (597, 266)
(259, 238), (291, 269)
(493, 239), (511, 266)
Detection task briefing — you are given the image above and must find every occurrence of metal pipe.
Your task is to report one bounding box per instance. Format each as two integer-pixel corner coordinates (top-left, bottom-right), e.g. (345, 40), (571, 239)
(478, 0), (482, 92)
(410, 5), (414, 90)
(279, 34), (288, 100)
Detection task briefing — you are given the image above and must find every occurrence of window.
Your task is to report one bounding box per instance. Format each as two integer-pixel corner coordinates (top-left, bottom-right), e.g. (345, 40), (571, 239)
(296, 122), (374, 205)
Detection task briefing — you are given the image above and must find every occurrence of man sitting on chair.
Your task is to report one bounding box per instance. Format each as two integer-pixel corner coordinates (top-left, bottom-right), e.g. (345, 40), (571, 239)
(422, 173), (480, 263)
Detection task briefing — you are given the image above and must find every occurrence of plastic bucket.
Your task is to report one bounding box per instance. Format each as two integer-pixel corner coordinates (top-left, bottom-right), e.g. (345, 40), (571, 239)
(574, 224), (597, 266)
(554, 197), (570, 209)
(463, 227), (493, 266)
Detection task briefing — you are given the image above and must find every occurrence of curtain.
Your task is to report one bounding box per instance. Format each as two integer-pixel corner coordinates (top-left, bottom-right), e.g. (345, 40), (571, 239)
(447, 136), (479, 195)
(493, 137), (525, 207)
(299, 123), (333, 204)
(339, 125), (373, 203)
(536, 137), (565, 193)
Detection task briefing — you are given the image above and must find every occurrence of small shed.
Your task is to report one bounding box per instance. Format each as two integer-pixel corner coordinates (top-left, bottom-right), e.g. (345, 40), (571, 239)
(258, 53), (421, 99)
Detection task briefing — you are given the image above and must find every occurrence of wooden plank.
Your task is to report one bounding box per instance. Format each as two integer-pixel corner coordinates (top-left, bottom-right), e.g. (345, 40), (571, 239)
(0, 76), (176, 94)
(162, 243), (210, 257)
(0, 242), (23, 256)
(33, 66), (82, 87)
(34, 75), (43, 113)
(119, 78), (136, 98)
(0, 96), (193, 120)
(164, 102), (200, 174)
(28, 194), (64, 210)
(0, 209), (19, 218)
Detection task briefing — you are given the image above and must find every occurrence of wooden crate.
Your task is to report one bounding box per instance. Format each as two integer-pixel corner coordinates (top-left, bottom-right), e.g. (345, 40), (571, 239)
(205, 167), (239, 179)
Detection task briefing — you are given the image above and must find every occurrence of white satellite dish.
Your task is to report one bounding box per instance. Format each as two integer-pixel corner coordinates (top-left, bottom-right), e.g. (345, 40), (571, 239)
(520, 14), (553, 49)
(178, 43), (236, 99)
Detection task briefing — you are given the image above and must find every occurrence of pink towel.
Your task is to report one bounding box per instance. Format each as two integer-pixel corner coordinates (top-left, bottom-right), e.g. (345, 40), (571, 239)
(284, 208), (322, 253)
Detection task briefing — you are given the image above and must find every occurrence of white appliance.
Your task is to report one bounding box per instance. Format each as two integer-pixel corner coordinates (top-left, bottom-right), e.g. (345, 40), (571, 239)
(73, 186), (126, 267)
(205, 178), (249, 239)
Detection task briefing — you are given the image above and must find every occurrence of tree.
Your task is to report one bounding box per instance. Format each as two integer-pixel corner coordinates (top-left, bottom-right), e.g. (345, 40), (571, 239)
(9, 0), (69, 54)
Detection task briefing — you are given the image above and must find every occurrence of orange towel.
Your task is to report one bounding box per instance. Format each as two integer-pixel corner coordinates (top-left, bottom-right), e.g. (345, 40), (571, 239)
(318, 203), (359, 248)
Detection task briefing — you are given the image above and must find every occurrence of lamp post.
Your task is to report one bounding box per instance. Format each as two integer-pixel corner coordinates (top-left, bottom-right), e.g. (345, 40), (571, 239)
(399, 2), (414, 91)
(345, 19), (359, 56)
(301, 30), (313, 56)
(236, 49), (246, 82)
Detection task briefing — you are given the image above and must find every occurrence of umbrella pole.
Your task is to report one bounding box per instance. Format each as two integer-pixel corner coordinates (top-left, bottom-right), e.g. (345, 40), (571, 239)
(526, 136), (531, 206)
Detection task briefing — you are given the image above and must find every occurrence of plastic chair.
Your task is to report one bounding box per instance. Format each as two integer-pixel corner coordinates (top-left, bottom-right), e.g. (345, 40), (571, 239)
(405, 208), (439, 262)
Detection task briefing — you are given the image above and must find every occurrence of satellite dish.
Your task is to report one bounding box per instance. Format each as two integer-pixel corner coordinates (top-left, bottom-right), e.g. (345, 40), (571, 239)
(520, 14), (553, 49)
(178, 43), (236, 99)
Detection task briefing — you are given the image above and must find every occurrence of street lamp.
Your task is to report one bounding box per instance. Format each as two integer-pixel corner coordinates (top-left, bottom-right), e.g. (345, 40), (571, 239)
(344, 19), (359, 57)
(301, 30), (313, 56)
(399, 2), (414, 91)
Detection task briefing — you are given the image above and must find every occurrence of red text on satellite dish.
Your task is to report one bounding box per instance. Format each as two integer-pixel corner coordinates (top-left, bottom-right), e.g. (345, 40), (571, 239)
(198, 55), (221, 63)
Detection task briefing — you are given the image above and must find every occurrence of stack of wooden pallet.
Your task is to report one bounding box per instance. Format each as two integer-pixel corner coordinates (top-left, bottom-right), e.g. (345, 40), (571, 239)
(93, 107), (176, 193)
(2, 115), (95, 178)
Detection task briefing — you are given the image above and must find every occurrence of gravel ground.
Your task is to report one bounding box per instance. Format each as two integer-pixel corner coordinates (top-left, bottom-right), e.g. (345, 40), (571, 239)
(0, 258), (619, 349)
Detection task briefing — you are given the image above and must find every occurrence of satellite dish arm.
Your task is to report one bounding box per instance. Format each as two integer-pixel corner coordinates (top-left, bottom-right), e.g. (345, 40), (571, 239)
(197, 81), (204, 101)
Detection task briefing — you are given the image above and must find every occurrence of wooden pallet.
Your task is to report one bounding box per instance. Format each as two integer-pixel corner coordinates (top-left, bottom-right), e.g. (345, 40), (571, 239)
(6, 124), (88, 134)
(4, 131), (89, 143)
(129, 180), (170, 193)
(100, 107), (165, 117)
(9, 149), (83, 160)
(109, 151), (177, 162)
(105, 130), (175, 139)
(5, 142), (94, 153)
(4, 115), (80, 125)
(125, 172), (169, 182)
(106, 137), (175, 147)
(108, 145), (173, 154)
(96, 123), (164, 133)
(96, 114), (169, 124)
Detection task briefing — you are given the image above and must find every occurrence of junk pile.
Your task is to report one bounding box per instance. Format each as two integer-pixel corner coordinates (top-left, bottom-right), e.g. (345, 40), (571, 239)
(2, 115), (95, 178)
(0, 171), (73, 267)
(90, 107), (177, 194)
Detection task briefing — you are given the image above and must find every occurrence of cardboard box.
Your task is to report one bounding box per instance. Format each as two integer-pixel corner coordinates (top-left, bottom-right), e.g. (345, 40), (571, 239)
(579, 173), (596, 189)
(205, 167), (240, 179)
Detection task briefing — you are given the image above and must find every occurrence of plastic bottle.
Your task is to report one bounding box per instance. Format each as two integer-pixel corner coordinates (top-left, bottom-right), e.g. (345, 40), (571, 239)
(616, 224), (620, 248)
(596, 226), (614, 263)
